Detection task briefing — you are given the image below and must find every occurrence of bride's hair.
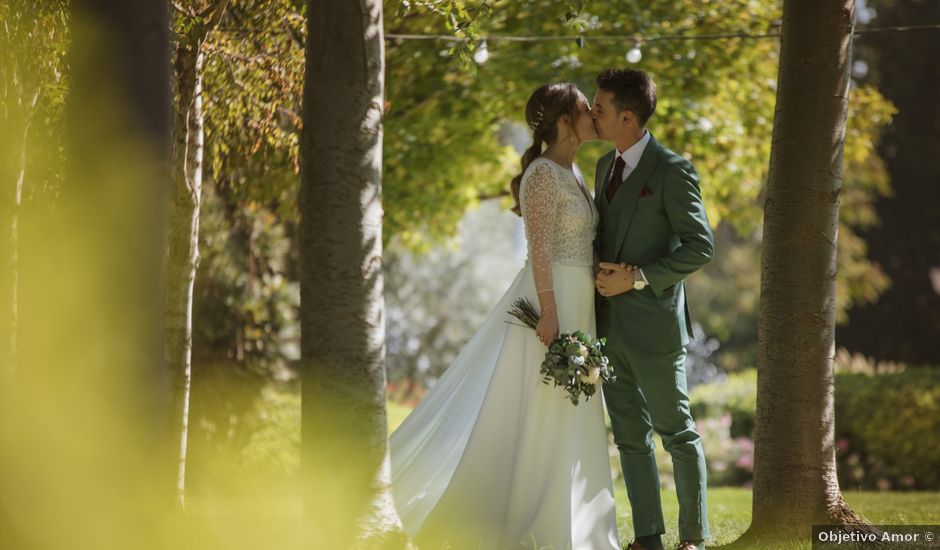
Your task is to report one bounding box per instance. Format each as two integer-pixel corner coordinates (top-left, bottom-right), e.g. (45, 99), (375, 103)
(509, 83), (581, 216)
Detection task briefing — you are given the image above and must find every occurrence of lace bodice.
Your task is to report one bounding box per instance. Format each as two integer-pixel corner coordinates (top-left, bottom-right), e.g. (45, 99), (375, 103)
(518, 157), (599, 293)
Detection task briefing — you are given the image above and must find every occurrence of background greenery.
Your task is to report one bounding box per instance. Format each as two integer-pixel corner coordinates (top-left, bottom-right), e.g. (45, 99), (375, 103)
(173, 0), (938, 503)
(4, 0), (935, 520)
(184, 350), (938, 498)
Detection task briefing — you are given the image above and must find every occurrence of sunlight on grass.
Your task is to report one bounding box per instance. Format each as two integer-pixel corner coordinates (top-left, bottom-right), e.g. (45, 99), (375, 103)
(387, 399), (413, 436)
(387, 400), (940, 548)
(610, 486), (940, 549)
(173, 487), (940, 549)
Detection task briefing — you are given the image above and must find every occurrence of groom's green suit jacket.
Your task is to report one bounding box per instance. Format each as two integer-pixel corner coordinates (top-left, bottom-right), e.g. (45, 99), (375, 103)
(594, 133), (715, 354)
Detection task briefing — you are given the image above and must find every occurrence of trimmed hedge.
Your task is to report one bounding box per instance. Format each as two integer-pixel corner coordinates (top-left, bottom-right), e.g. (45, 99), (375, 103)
(835, 369), (940, 490)
(689, 366), (940, 490)
(690, 369), (757, 439)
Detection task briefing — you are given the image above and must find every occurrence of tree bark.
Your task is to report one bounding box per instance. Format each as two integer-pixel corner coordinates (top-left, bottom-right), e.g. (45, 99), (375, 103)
(1, 2), (45, 389)
(165, 0), (228, 509)
(2, 87), (36, 382)
(299, 0), (407, 547)
(743, 0), (867, 543)
(166, 45), (205, 510)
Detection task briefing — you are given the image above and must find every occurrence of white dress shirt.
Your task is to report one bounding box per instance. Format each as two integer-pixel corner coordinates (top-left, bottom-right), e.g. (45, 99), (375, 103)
(612, 129), (652, 286)
(615, 129), (651, 182)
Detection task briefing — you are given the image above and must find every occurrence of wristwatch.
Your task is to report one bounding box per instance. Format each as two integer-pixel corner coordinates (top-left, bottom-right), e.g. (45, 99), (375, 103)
(633, 269), (648, 291)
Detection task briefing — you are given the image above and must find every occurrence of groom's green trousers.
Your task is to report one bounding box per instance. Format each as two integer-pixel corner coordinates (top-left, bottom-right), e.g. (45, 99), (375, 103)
(601, 335), (710, 542)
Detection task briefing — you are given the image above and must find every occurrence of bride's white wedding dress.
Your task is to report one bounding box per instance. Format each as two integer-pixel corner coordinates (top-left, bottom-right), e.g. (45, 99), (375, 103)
(389, 157), (620, 550)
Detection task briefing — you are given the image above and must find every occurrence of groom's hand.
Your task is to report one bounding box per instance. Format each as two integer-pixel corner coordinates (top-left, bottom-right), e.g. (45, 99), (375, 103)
(595, 262), (637, 297)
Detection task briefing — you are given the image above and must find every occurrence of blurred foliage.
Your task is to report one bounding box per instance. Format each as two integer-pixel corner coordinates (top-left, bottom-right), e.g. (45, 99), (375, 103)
(382, 1), (896, 375)
(177, 0), (305, 375)
(0, 1), (918, 548)
(837, 86), (896, 321)
(686, 351), (940, 489)
(384, 201), (523, 394)
(192, 178), (299, 373)
(688, 370), (757, 486)
(231, 351), (940, 497)
(691, 368), (757, 440)
(187, 361), (300, 497)
(836, 367), (940, 491)
(686, 86), (895, 371)
(0, 0), (69, 206)
(384, 0), (785, 246)
(2, 9), (177, 547)
(1, 2), (908, 504)
(195, 0), (894, 382)
(2, 1), (897, 377)
(201, 0), (304, 220)
(684, 226), (762, 371)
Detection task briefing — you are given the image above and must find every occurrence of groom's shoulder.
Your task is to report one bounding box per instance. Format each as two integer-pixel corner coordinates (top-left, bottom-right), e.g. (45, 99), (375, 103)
(656, 141), (698, 176)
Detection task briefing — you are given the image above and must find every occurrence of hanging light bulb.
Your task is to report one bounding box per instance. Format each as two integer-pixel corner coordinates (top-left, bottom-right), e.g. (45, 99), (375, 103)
(473, 39), (490, 65)
(625, 43), (642, 64)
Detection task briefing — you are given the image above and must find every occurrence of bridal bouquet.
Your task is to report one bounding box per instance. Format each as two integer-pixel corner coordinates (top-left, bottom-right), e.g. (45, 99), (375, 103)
(507, 297), (616, 405)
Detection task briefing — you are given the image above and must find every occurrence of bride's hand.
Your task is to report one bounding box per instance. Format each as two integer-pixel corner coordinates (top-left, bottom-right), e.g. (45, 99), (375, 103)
(536, 307), (559, 345)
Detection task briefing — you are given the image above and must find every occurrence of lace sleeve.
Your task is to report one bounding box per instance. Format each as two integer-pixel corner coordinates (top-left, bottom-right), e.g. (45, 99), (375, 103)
(519, 161), (559, 300)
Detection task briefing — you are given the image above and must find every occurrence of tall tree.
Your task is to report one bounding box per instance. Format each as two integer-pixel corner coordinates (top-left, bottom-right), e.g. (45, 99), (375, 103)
(0, 0), (69, 385)
(300, 0), (407, 548)
(165, 0), (230, 509)
(744, 0), (866, 542)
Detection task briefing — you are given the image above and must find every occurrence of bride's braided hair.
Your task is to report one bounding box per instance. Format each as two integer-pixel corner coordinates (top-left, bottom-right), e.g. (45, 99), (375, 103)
(509, 83), (580, 217)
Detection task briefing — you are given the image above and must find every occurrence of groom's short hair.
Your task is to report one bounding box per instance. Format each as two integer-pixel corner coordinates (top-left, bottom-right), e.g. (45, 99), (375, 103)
(595, 68), (657, 126)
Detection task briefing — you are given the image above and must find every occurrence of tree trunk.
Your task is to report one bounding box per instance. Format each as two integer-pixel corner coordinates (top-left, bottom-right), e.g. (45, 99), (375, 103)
(744, 0), (867, 543)
(6, 87), (37, 371)
(165, 0), (228, 508)
(166, 46), (205, 510)
(0, 47), (36, 550)
(299, 0), (407, 548)
(1, 0), (44, 386)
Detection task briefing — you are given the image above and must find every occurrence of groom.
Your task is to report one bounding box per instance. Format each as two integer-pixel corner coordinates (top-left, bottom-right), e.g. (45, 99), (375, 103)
(590, 68), (715, 550)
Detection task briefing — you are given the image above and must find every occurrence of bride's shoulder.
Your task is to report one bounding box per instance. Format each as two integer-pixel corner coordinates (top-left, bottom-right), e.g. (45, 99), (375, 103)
(522, 156), (558, 180)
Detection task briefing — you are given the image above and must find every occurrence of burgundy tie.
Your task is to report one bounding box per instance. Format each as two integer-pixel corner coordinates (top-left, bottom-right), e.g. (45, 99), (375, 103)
(605, 156), (626, 202)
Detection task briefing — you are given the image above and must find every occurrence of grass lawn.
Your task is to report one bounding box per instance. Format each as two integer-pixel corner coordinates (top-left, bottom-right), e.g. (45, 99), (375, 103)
(624, 486), (940, 549)
(387, 399), (413, 436)
(181, 488), (940, 549)
(388, 400), (940, 548)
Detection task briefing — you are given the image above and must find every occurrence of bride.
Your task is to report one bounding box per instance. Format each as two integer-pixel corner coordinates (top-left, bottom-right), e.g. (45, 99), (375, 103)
(389, 83), (620, 550)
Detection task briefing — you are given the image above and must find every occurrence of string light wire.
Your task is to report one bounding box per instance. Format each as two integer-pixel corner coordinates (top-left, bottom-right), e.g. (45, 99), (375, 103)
(384, 24), (940, 43)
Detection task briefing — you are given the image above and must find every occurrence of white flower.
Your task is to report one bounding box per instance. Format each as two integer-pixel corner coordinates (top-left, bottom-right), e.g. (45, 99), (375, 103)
(572, 355), (585, 366)
(580, 367), (601, 385)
